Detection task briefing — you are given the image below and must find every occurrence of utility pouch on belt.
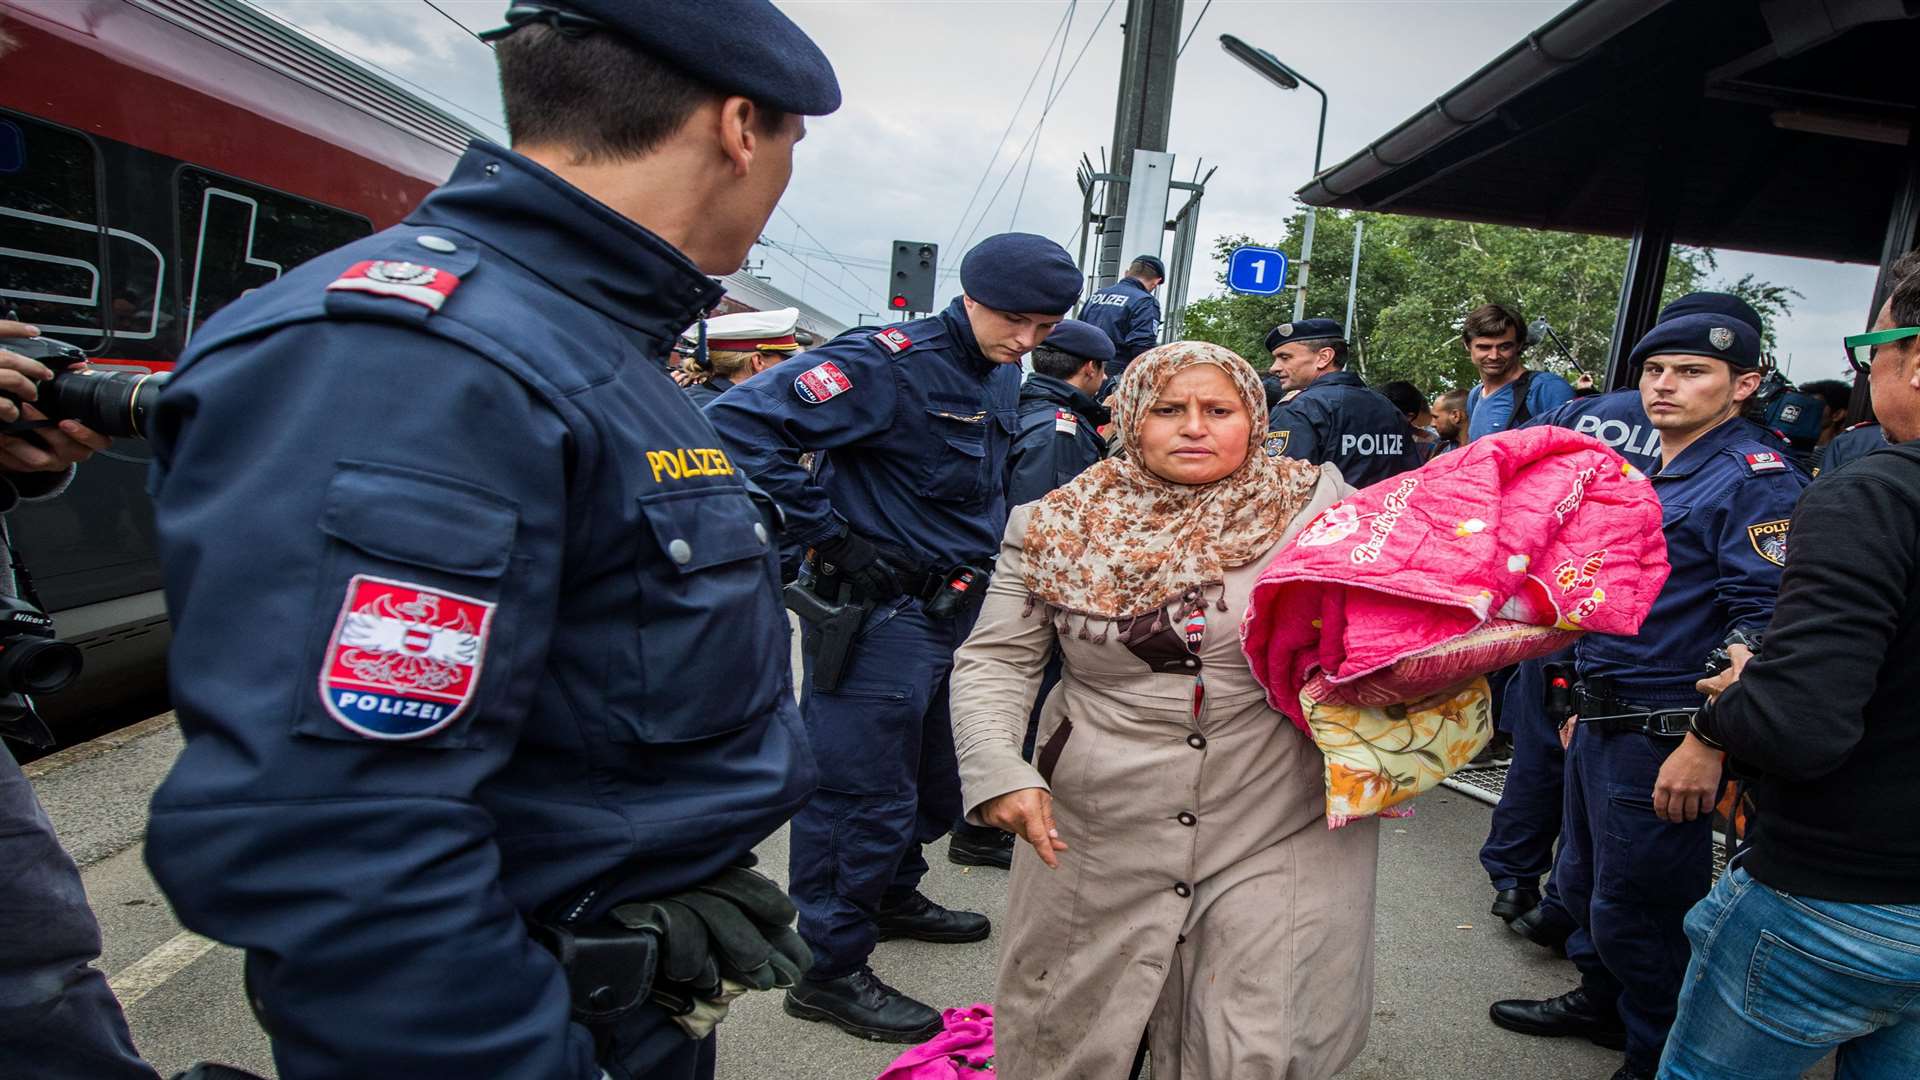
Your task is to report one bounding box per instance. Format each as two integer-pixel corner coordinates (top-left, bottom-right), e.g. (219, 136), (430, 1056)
(528, 918), (660, 1027)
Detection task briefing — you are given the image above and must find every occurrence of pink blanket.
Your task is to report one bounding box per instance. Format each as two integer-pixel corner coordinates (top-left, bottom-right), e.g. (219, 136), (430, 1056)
(1242, 427), (1669, 728)
(876, 1004), (994, 1078)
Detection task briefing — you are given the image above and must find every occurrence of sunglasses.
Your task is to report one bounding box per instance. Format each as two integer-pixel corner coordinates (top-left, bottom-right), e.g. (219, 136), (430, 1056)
(1842, 326), (1920, 375)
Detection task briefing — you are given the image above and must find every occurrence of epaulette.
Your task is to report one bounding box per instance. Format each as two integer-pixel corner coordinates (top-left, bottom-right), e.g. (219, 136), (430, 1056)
(1742, 450), (1790, 475)
(1844, 420), (1881, 432)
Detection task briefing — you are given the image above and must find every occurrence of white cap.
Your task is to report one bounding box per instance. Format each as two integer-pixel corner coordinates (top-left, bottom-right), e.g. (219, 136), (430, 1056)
(687, 307), (801, 351)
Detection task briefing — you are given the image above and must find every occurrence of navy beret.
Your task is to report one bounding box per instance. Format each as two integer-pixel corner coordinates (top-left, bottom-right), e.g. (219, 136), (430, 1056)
(1657, 291), (1764, 333)
(1131, 254), (1166, 278)
(960, 233), (1083, 316)
(1629, 313), (1761, 370)
(1264, 318), (1345, 354)
(1038, 320), (1115, 366)
(487, 1), (840, 116)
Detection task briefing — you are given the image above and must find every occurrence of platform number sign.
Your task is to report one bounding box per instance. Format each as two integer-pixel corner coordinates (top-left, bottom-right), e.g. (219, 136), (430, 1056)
(1227, 245), (1288, 296)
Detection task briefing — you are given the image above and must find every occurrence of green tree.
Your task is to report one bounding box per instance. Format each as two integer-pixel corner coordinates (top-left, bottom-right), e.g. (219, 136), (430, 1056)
(1181, 206), (1797, 394)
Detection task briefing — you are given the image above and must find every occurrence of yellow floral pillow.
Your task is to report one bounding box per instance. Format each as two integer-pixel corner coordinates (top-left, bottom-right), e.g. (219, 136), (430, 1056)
(1302, 677), (1493, 828)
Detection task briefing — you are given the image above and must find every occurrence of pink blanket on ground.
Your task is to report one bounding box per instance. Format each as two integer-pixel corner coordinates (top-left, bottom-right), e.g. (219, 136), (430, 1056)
(1242, 427), (1670, 729)
(876, 1004), (994, 1078)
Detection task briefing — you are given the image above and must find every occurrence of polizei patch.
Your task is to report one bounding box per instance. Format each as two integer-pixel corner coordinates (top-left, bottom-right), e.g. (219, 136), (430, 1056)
(794, 360), (853, 404)
(319, 575), (494, 740)
(1747, 519), (1790, 566)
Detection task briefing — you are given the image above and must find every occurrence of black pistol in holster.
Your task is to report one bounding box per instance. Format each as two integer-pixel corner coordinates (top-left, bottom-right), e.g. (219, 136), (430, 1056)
(783, 569), (869, 694)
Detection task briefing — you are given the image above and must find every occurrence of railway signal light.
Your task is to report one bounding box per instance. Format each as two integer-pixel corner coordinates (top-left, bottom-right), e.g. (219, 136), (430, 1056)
(888, 240), (937, 315)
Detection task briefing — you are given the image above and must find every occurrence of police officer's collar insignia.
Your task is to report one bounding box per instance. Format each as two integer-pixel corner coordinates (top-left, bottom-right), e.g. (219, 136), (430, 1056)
(794, 359), (853, 404)
(1744, 451), (1787, 473)
(326, 259), (461, 312)
(873, 328), (913, 354)
(319, 575), (495, 740)
(1747, 519), (1790, 566)
(1709, 326), (1734, 350)
(1265, 429), (1290, 456)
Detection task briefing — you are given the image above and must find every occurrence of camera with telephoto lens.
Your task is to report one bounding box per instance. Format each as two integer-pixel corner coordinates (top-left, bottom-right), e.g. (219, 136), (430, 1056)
(1, 333), (168, 440)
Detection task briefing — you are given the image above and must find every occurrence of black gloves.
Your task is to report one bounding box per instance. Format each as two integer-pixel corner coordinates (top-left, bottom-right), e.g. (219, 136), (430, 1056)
(611, 867), (811, 1000)
(813, 526), (915, 601)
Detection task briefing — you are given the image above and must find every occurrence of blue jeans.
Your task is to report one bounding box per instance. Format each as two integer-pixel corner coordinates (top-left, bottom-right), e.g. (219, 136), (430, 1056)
(1660, 865), (1920, 1079)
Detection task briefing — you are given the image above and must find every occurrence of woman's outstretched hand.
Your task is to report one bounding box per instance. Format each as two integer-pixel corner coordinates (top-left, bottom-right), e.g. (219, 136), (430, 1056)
(978, 787), (1069, 869)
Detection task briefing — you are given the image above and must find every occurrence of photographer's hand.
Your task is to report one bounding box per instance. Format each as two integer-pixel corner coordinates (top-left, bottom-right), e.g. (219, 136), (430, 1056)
(0, 405), (110, 472)
(0, 321), (113, 472)
(0, 320), (52, 424)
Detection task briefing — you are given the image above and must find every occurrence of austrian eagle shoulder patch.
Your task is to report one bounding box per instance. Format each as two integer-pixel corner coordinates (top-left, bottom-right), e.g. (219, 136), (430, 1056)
(1746, 519), (1790, 567)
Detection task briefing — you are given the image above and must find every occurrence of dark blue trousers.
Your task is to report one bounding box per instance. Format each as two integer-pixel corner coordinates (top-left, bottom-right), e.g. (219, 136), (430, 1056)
(1554, 723), (1714, 1074)
(0, 742), (158, 1080)
(789, 598), (967, 978)
(1480, 656), (1571, 905)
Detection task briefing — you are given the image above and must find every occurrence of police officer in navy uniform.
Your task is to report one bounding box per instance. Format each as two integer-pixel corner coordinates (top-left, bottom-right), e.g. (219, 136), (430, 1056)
(1491, 313), (1806, 1080)
(945, 319), (1113, 870)
(1483, 292), (1760, 954)
(682, 307), (802, 409)
(1006, 319), (1112, 507)
(1815, 420), (1888, 477)
(708, 233), (1080, 1043)
(1265, 318), (1422, 486)
(142, 5), (838, 1077)
(1077, 254), (1163, 376)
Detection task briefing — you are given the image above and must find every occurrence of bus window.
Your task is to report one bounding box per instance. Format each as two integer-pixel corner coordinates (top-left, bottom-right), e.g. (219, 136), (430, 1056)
(0, 112), (108, 338)
(176, 168), (371, 343)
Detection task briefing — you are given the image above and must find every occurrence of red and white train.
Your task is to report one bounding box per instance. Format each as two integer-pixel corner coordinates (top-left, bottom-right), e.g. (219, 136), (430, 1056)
(0, 0), (840, 727)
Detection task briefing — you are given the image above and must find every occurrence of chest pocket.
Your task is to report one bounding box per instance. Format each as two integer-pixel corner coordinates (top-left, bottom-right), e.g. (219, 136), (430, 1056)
(297, 461), (523, 748)
(614, 487), (787, 744)
(918, 398), (995, 503)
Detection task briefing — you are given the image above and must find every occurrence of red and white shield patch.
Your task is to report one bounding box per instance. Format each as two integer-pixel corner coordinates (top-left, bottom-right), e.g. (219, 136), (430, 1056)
(318, 575), (495, 740)
(794, 360), (853, 404)
(325, 260), (461, 311)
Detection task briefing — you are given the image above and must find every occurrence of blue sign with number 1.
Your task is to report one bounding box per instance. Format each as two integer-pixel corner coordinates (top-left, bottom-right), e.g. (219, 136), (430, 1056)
(1227, 246), (1288, 296)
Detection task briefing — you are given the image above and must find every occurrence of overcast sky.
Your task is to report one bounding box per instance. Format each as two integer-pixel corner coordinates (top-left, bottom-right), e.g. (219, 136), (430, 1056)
(250, 0), (1874, 384)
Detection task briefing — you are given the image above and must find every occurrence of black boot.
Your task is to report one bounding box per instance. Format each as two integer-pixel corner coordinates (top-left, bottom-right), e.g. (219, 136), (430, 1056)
(1609, 1064), (1654, 1080)
(1491, 884), (1541, 922)
(875, 891), (991, 943)
(1488, 987), (1627, 1050)
(1509, 902), (1575, 954)
(947, 825), (1015, 869)
(783, 966), (943, 1043)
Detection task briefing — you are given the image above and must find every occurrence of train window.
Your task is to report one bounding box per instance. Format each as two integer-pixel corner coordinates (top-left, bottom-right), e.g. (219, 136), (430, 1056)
(0, 113), (108, 338)
(176, 168), (371, 342)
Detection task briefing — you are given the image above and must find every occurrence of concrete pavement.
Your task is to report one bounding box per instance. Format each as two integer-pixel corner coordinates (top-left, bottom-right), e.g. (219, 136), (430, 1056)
(31, 711), (1655, 1079)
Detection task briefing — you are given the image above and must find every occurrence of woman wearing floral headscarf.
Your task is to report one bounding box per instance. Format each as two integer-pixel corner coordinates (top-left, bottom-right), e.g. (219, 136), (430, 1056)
(950, 341), (1380, 1079)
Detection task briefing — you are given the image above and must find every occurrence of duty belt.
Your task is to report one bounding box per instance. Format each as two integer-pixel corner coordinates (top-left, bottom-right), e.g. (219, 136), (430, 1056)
(1573, 685), (1694, 739)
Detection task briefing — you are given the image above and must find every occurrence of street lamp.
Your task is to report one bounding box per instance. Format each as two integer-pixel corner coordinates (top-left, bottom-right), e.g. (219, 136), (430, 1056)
(1220, 34), (1328, 322)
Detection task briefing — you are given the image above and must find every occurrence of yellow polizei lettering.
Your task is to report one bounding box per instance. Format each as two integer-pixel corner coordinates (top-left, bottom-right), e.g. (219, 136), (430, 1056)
(649, 448), (735, 483)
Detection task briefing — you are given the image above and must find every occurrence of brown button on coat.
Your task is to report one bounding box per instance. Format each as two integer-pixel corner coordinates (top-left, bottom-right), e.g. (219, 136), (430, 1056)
(952, 470), (1380, 1080)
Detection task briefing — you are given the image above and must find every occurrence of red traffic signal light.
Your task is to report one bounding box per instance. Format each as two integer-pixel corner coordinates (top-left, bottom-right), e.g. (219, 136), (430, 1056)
(890, 294), (909, 309)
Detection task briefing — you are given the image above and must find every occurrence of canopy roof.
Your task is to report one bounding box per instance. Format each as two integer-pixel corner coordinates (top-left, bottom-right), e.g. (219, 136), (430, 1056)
(1298, 0), (1920, 265)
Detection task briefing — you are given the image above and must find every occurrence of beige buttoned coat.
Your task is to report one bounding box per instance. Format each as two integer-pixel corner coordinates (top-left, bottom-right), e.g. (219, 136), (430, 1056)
(950, 470), (1379, 1080)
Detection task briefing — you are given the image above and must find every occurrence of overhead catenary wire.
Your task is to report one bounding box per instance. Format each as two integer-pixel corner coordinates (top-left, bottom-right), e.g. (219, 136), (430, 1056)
(754, 236), (880, 315)
(772, 205), (883, 307)
(950, 0), (1117, 265)
(421, 0), (491, 48)
(1177, 0), (1216, 57)
(250, 3), (509, 139)
(938, 5), (1077, 265)
(1010, 0), (1077, 232)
